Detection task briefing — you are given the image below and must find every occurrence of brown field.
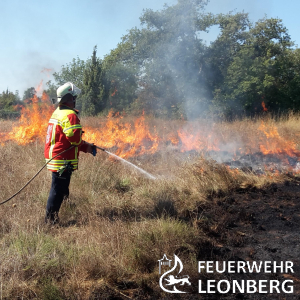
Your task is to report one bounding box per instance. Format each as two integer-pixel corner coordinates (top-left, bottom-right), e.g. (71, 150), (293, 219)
(0, 114), (300, 299)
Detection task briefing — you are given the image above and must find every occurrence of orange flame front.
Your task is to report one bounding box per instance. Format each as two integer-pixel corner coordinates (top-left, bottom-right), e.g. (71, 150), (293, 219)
(84, 111), (159, 158)
(177, 125), (220, 152)
(2, 88), (300, 170)
(3, 94), (53, 145)
(258, 121), (300, 157)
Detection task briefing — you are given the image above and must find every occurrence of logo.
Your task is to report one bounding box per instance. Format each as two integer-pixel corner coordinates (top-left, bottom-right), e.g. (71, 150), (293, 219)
(46, 124), (53, 144)
(158, 254), (191, 293)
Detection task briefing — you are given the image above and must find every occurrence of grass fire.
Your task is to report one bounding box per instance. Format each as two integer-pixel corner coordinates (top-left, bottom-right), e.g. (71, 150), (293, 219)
(0, 97), (300, 298)
(1, 0), (300, 297)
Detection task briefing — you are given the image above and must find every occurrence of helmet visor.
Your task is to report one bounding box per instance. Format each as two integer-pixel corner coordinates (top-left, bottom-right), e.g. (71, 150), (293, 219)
(71, 83), (81, 97)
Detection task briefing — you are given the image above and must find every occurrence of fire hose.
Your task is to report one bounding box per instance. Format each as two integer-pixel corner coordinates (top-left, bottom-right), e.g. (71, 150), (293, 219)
(0, 145), (93, 206)
(0, 146), (76, 206)
(0, 144), (155, 206)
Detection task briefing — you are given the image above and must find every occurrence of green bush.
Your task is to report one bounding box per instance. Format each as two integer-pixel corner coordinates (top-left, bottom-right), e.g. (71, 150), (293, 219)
(0, 110), (20, 119)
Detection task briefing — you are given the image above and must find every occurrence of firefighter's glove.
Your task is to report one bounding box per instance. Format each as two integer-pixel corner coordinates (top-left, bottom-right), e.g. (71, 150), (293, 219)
(57, 162), (73, 176)
(57, 166), (66, 177)
(92, 145), (97, 156)
(86, 142), (97, 156)
(66, 161), (74, 174)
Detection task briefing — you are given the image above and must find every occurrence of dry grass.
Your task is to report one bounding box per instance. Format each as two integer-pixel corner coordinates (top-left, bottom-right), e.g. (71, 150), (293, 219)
(0, 114), (298, 299)
(0, 119), (14, 132)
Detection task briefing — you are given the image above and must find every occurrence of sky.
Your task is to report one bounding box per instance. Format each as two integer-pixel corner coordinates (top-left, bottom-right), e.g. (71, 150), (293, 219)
(0, 0), (299, 98)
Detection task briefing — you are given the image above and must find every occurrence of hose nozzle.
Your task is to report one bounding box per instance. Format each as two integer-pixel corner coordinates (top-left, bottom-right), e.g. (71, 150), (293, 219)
(96, 146), (106, 152)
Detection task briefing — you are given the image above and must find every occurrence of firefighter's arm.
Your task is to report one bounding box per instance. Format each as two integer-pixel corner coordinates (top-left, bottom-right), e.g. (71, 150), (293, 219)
(80, 141), (97, 156)
(63, 114), (97, 156)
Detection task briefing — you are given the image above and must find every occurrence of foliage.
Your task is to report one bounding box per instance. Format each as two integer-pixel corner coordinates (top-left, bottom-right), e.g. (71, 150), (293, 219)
(104, 0), (213, 118)
(52, 57), (86, 110)
(0, 110), (21, 119)
(53, 57), (85, 89)
(104, 61), (137, 113)
(213, 17), (297, 117)
(0, 90), (24, 118)
(44, 81), (57, 101)
(47, 1), (300, 118)
(81, 46), (106, 116)
(204, 12), (252, 101)
(22, 87), (36, 102)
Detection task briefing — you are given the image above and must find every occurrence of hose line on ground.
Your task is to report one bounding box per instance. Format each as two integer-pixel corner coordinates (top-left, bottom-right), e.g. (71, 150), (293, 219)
(0, 146), (74, 206)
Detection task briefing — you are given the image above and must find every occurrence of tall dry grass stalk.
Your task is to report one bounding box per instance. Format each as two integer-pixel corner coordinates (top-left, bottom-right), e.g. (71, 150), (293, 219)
(0, 114), (297, 298)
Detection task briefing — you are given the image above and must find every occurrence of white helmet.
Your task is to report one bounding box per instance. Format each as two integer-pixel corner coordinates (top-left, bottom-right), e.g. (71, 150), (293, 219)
(56, 82), (81, 103)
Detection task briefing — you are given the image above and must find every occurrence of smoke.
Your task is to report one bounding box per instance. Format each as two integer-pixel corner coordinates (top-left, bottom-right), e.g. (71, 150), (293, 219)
(138, 0), (262, 161)
(1, 51), (64, 99)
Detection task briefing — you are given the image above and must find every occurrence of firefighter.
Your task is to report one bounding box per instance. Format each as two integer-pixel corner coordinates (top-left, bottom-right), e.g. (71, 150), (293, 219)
(44, 82), (96, 224)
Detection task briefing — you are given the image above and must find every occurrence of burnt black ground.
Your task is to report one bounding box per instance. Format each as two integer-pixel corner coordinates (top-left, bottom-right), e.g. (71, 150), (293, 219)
(189, 176), (300, 299)
(89, 176), (300, 300)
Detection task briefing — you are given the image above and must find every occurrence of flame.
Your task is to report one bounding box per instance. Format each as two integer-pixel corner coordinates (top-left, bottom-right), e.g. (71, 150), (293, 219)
(111, 88), (117, 97)
(41, 68), (53, 76)
(168, 133), (179, 145)
(226, 166), (240, 178)
(176, 124), (220, 152)
(4, 107), (300, 160)
(41, 91), (50, 103)
(84, 111), (159, 158)
(258, 121), (300, 157)
(1, 89), (53, 145)
(35, 80), (43, 96)
(2, 88), (300, 173)
(8, 104), (53, 145)
(262, 101), (268, 112)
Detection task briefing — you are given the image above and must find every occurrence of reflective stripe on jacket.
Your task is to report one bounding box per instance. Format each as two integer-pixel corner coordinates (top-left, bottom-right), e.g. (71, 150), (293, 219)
(44, 105), (87, 172)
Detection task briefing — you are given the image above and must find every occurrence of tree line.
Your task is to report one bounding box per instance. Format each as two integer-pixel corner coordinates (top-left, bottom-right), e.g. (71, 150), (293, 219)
(2, 0), (300, 119)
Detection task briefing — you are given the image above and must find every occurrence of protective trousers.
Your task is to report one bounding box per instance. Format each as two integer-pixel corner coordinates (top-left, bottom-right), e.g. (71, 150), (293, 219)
(45, 171), (71, 224)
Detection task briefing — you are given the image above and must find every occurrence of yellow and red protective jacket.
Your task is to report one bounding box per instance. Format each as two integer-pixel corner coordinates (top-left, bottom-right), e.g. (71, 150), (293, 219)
(44, 104), (89, 172)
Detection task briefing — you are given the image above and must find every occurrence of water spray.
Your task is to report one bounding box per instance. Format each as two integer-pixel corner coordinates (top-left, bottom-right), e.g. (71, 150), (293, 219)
(0, 145), (156, 206)
(96, 146), (156, 180)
